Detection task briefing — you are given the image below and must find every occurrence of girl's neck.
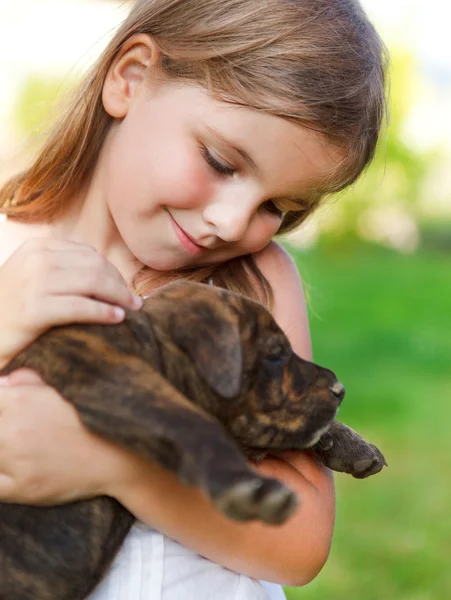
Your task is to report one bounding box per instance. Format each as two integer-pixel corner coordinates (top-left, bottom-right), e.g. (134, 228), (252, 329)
(54, 192), (144, 286)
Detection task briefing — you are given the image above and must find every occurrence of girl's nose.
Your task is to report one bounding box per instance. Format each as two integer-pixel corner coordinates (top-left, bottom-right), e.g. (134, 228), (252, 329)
(202, 197), (256, 243)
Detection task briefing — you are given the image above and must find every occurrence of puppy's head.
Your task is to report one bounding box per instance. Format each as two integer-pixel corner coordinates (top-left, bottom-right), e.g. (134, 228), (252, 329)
(145, 281), (344, 450)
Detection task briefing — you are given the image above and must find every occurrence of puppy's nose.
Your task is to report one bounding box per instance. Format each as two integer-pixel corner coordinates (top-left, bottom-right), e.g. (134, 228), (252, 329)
(330, 381), (345, 403)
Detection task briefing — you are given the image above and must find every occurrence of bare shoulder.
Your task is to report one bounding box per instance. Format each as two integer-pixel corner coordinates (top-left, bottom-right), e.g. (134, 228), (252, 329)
(253, 241), (300, 287)
(253, 242), (312, 360)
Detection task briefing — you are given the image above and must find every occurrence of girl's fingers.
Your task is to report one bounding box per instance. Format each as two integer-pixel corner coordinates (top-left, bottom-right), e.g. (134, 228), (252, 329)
(0, 369), (44, 387)
(50, 266), (141, 311)
(44, 251), (141, 311)
(0, 238), (142, 368)
(19, 239), (140, 309)
(0, 375), (44, 417)
(42, 296), (128, 327)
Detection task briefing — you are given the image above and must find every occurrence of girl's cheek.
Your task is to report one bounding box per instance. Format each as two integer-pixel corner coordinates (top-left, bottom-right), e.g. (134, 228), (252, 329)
(235, 217), (277, 255)
(159, 153), (214, 209)
(257, 216), (282, 245)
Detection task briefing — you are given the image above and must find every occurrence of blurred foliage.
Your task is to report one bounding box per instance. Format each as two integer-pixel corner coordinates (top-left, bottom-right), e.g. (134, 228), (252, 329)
(13, 74), (77, 147)
(284, 242), (451, 600)
(418, 219), (451, 253)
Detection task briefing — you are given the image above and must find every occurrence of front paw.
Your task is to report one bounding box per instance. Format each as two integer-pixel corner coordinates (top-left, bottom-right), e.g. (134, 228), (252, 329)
(212, 473), (298, 524)
(312, 421), (387, 479)
(215, 477), (298, 525)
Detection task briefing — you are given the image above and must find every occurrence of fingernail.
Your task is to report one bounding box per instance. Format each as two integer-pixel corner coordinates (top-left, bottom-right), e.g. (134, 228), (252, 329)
(132, 295), (143, 309)
(113, 307), (126, 320)
(0, 376), (10, 386)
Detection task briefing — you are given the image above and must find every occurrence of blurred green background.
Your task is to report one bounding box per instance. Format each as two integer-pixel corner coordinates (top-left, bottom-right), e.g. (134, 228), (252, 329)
(1, 1), (450, 599)
(284, 242), (451, 600)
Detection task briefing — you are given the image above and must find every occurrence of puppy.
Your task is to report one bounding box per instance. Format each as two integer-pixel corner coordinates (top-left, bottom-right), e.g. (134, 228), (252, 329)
(0, 281), (385, 600)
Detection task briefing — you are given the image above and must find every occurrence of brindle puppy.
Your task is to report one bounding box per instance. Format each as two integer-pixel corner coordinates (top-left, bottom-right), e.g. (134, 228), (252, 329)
(0, 281), (386, 600)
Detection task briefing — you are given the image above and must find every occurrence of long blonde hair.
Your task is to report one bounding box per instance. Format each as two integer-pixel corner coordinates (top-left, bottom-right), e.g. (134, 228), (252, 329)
(0, 0), (388, 305)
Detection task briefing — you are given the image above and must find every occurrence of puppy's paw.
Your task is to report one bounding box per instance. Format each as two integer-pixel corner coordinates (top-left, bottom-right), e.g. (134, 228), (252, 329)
(312, 421), (387, 479)
(347, 444), (387, 479)
(214, 477), (298, 524)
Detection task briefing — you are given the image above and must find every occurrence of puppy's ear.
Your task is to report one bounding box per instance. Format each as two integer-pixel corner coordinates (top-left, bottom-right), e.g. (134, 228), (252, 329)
(171, 301), (242, 399)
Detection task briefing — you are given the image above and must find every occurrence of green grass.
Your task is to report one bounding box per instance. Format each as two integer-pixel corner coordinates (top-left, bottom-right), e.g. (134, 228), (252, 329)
(282, 243), (451, 600)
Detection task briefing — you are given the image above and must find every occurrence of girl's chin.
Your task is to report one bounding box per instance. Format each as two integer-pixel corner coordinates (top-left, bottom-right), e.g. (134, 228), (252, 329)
(134, 247), (228, 272)
(139, 257), (199, 272)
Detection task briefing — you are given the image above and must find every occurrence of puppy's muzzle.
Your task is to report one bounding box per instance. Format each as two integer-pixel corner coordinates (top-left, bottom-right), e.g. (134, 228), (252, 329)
(330, 381), (345, 404)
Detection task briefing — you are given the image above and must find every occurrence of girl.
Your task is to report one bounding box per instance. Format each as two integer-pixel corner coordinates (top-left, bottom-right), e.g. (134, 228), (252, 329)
(0, 0), (387, 598)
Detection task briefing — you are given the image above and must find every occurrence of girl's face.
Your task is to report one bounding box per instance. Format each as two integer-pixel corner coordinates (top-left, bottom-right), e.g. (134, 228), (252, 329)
(100, 81), (341, 271)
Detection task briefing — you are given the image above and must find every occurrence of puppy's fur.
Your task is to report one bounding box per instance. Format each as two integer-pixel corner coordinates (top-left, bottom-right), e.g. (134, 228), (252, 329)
(0, 281), (386, 600)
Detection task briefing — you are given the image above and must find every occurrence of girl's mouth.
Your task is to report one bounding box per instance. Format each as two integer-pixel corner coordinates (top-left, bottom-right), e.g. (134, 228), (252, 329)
(168, 212), (206, 256)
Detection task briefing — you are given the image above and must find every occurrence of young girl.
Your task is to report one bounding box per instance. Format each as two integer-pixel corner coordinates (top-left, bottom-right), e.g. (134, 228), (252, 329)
(0, 0), (387, 598)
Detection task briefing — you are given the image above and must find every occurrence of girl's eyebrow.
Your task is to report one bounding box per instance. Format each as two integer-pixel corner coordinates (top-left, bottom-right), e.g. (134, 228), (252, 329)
(204, 125), (259, 173)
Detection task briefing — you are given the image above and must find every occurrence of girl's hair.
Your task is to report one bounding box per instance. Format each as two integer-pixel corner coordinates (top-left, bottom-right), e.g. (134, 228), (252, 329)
(0, 0), (388, 306)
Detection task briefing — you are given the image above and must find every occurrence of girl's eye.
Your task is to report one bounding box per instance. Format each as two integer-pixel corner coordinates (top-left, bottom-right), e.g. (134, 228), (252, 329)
(262, 200), (285, 219)
(201, 146), (235, 177)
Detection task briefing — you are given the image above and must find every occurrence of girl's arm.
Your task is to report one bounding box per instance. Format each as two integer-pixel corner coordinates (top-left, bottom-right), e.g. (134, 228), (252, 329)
(111, 441), (334, 586)
(109, 242), (335, 586)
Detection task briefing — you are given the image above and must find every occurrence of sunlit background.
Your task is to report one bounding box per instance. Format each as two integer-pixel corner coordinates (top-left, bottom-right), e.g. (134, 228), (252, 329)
(0, 1), (450, 599)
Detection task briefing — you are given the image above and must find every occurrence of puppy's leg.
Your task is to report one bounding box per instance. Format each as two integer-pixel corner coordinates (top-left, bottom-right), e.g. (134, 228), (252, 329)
(75, 366), (298, 524)
(311, 421), (387, 478)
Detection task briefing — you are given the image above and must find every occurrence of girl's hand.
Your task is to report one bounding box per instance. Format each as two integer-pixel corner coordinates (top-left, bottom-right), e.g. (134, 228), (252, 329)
(0, 369), (133, 504)
(0, 238), (142, 368)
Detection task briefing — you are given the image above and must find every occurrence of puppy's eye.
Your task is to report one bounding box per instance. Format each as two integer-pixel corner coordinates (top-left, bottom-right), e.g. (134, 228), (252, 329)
(264, 343), (287, 365)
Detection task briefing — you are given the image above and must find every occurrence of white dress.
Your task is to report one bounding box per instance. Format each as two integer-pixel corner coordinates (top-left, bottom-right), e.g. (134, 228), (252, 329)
(87, 522), (286, 600)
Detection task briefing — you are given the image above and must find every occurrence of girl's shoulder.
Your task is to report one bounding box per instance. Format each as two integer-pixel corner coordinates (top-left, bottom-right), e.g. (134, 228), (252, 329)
(253, 241), (300, 286)
(253, 242), (312, 360)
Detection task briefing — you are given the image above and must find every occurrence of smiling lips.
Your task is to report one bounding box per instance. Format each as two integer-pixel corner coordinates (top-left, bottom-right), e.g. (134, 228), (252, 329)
(168, 212), (207, 256)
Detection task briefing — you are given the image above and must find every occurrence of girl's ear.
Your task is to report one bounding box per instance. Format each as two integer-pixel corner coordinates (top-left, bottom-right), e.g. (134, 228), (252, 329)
(102, 34), (161, 118)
